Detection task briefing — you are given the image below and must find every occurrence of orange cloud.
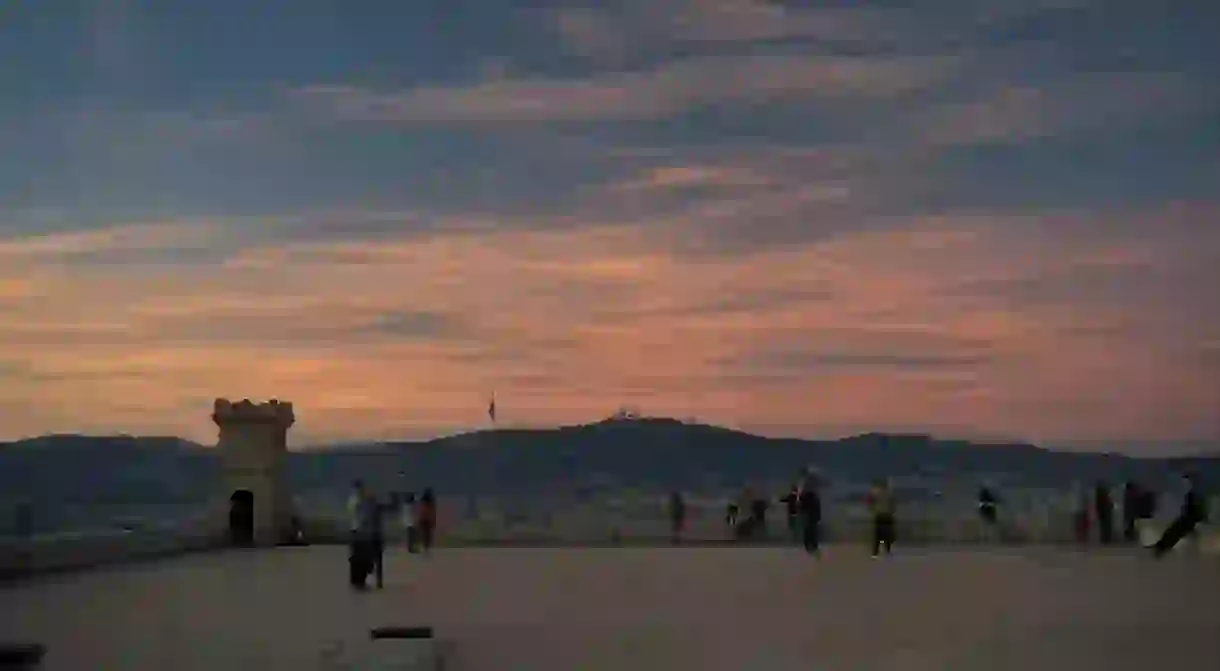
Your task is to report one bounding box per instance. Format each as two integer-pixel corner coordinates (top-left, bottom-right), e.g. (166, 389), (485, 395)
(0, 201), (1215, 448)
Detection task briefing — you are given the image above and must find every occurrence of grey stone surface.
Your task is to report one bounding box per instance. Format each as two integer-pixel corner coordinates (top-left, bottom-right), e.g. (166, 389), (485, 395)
(1, 546), (1218, 670)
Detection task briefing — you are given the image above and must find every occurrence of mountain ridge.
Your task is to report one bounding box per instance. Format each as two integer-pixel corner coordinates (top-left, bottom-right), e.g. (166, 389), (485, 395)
(1, 418), (1216, 536)
(3, 416), (1214, 458)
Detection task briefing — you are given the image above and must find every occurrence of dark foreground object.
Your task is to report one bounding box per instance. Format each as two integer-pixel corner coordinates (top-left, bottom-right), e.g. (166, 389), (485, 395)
(1152, 515), (1201, 558)
(371, 626), (434, 640)
(0, 642), (45, 669)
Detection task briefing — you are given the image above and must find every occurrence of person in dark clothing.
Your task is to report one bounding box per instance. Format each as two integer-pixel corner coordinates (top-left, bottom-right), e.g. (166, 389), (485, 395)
(725, 501), (739, 538)
(867, 479), (896, 557)
(798, 476), (823, 556)
(1122, 481), (1142, 544)
(368, 494), (386, 589)
(750, 496), (770, 540)
(668, 491), (686, 544)
(418, 488), (437, 555)
(1073, 488), (1091, 545)
(977, 486), (1000, 542)
(1152, 475), (1209, 558)
(1095, 482), (1114, 545)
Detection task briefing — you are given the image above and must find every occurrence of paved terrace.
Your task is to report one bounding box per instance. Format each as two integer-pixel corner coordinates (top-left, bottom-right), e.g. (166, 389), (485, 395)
(2, 545), (1218, 670)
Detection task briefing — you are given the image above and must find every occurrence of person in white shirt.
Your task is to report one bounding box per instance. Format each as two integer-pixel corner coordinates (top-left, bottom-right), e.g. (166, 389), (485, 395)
(346, 479), (372, 589)
(347, 480), (365, 534)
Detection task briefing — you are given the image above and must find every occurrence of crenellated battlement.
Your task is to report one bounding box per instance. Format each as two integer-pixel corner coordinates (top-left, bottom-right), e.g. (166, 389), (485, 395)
(212, 398), (295, 427)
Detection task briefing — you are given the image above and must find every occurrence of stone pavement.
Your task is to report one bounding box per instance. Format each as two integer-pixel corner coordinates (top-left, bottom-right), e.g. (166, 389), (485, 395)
(1, 545), (1218, 670)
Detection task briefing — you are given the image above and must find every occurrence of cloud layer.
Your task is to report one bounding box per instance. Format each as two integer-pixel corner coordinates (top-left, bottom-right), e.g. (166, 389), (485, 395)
(1, 0), (1217, 451)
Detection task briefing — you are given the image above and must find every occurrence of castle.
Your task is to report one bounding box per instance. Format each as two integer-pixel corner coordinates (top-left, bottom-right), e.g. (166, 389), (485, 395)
(212, 398), (296, 547)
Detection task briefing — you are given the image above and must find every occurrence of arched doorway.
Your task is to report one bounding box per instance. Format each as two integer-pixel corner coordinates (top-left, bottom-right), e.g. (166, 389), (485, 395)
(229, 490), (254, 546)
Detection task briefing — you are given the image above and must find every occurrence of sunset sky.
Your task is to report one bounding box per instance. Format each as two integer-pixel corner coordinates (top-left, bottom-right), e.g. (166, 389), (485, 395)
(1, 1), (1217, 453)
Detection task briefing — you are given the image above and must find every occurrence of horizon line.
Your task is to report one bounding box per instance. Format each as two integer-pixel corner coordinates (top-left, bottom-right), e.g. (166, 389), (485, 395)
(7, 417), (1218, 459)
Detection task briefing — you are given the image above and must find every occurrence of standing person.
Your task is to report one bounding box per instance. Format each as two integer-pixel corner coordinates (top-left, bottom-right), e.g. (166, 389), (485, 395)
(1122, 481), (1142, 544)
(783, 482), (801, 544)
(867, 479), (896, 558)
(978, 485), (1000, 543)
(668, 491), (686, 545)
(1095, 482), (1115, 545)
(368, 491), (387, 589)
(418, 488), (437, 555)
(799, 473), (823, 556)
(1073, 487), (1091, 545)
(1152, 474), (1209, 558)
(735, 487), (755, 540)
(725, 500), (739, 539)
(750, 493), (770, 540)
(401, 493), (418, 553)
(347, 480), (369, 589)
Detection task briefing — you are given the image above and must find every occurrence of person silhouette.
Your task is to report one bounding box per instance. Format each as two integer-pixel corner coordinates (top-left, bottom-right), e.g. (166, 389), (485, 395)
(1094, 482), (1114, 545)
(668, 491), (686, 544)
(867, 479), (896, 558)
(799, 473), (823, 556)
(418, 488), (437, 555)
(978, 485), (1000, 543)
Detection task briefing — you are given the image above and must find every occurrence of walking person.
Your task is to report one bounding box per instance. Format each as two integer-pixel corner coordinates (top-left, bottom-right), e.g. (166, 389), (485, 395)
(783, 481), (801, 544)
(1152, 474), (1209, 558)
(668, 491), (686, 545)
(799, 473), (823, 557)
(1095, 482), (1115, 545)
(735, 487), (755, 540)
(368, 491), (387, 589)
(867, 479), (896, 558)
(418, 488), (437, 555)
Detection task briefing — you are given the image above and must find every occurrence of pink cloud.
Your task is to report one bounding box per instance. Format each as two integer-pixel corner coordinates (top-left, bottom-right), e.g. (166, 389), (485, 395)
(0, 200), (1215, 446)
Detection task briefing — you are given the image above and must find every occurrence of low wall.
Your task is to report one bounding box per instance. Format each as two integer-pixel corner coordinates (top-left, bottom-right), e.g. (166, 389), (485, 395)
(290, 511), (1110, 546)
(5, 509), (1213, 583)
(0, 526), (227, 582)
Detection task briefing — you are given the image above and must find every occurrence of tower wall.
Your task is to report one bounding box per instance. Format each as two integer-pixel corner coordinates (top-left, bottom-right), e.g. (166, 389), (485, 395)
(212, 398), (295, 547)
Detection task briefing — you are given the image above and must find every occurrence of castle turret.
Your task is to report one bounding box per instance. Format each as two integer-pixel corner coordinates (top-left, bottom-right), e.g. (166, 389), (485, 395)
(212, 398), (295, 547)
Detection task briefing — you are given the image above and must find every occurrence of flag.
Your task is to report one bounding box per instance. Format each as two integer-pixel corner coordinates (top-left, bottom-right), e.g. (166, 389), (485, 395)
(488, 395), (496, 423)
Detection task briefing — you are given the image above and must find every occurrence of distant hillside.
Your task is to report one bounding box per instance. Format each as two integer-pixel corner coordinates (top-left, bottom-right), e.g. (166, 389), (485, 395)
(2, 417), (1216, 535)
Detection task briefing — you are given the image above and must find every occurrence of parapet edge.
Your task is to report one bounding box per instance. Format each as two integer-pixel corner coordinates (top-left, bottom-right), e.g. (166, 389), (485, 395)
(212, 398), (295, 426)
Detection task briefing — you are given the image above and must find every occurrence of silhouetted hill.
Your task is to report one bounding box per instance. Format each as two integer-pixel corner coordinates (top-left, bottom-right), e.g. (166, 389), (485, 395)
(2, 419), (1216, 534)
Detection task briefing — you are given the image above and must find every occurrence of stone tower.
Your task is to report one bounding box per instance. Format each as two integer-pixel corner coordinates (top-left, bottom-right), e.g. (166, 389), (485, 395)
(212, 398), (295, 547)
